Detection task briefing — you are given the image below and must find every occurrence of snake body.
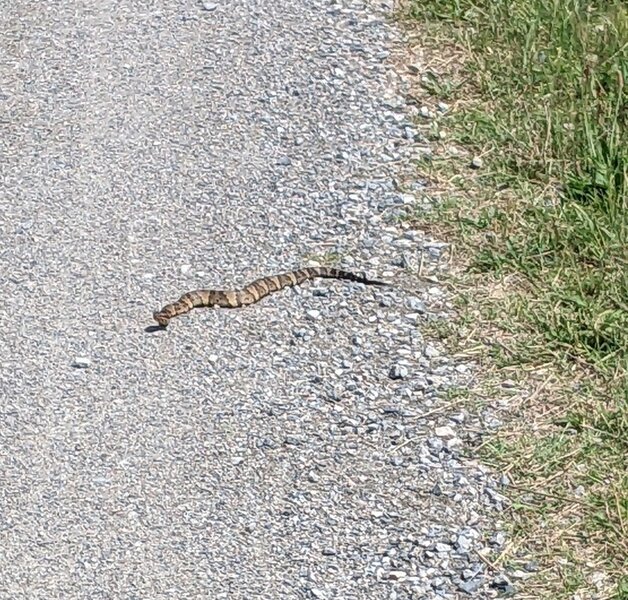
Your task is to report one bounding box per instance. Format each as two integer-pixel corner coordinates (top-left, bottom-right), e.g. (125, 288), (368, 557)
(153, 266), (386, 327)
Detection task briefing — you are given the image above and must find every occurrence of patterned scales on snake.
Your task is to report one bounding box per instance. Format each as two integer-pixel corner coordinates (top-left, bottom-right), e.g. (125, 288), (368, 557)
(153, 266), (387, 327)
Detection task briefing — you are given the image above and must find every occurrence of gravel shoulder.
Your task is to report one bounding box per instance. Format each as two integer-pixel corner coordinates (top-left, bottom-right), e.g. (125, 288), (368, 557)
(0, 1), (507, 598)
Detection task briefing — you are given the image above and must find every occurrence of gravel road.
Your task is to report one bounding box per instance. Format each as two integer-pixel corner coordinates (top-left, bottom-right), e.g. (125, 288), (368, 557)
(0, 0), (509, 598)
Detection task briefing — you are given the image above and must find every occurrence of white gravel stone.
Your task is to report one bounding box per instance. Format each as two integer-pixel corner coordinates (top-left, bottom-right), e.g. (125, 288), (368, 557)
(471, 156), (484, 169)
(72, 357), (91, 368)
(435, 426), (457, 438)
(424, 344), (440, 358)
(389, 364), (408, 380)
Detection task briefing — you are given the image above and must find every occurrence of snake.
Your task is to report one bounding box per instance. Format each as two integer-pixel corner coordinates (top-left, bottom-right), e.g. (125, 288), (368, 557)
(153, 266), (386, 327)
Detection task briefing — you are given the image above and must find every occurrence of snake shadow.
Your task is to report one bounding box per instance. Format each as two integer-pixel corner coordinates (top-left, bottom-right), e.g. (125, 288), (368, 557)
(144, 324), (166, 333)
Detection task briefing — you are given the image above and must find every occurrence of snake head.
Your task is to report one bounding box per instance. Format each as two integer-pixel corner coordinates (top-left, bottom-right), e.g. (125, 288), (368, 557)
(153, 311), (169, 327)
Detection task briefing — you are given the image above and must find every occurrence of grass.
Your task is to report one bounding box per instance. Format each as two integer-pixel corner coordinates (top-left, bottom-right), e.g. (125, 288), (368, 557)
(398, 0), (627, 597)
(410, 0), (627, 377)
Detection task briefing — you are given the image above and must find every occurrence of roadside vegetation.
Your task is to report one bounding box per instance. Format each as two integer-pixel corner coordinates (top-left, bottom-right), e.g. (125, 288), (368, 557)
(398, 0), (627, 597)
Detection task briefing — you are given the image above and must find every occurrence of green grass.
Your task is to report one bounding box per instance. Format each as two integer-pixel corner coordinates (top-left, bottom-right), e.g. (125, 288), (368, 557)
(410, 0), (627, 378)
(403, 0), (627, 596)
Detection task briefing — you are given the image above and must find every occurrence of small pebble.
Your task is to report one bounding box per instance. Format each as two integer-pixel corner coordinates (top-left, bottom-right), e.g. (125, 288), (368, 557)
(523, 561), (539, 572)
(434, 426), (456, 438)
(428, 286), (443, 297)
(388, 364), (408, 380)
(457, 534), (474, 553)
(72, 357), (91, 369)
(470, 156), (483, 169)
(312, 287), (330, 297)
(424, 344), (440, 358)
(511, 569), (529, 579)
(491, 575), (516, 596)
(490, 532), (507, 548)
(391, 254), (410, 268)
(406, 297), (426, 313)
(457, 579), (482, 594)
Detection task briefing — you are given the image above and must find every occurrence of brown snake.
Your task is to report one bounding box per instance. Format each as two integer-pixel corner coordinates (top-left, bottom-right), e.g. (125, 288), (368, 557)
(153, 266), (387, 327)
